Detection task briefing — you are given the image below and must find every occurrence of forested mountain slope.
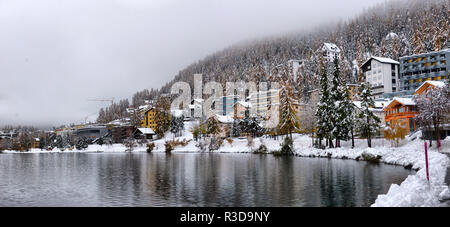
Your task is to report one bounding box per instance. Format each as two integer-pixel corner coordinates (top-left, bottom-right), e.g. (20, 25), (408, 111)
(97, 0), (449, 124)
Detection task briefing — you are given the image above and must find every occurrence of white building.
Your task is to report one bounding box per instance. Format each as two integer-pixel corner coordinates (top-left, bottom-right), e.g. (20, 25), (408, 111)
(361, 56), (400, 99)
(321, 43), (341, 62)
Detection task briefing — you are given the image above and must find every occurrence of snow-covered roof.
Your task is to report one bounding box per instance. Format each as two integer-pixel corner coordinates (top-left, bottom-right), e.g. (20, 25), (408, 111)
(215, 114), (234, 124)
(385, 97), (415, 109)
(107, 118), (131, 126)
(415, 81), (446, 93)
(362, 56), (399, 67)
(138, 104), (151, 111)
(372, 56), (399, 65)
(323, 43), (341, 53)
(137, 128), (155, 135)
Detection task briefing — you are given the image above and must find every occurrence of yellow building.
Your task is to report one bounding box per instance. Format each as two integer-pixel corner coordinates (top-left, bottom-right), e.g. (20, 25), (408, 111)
(142, 107), (157, 131)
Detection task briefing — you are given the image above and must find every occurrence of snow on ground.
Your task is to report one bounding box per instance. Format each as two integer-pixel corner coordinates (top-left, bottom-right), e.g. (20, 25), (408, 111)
(2, 125), (450, 207)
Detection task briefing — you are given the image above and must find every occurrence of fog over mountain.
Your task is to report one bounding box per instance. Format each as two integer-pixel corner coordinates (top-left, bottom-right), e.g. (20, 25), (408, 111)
(0, 0), (395, 127)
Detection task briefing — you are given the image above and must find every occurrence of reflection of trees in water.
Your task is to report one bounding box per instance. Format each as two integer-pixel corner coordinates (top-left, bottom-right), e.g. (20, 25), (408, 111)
(317, 160), (360, 207)
(96, 154), (144, 206)
(0, 153), (413, 206)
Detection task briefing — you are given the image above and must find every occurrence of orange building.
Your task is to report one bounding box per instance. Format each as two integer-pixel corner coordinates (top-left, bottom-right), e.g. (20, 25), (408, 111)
(384, 81), (446, 134)
(414, 81), (446, 96)
(384, 97), (418, 134)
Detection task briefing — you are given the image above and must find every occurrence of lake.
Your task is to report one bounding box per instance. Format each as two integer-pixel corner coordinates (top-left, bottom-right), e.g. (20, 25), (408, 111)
(0, 152), (412, 207)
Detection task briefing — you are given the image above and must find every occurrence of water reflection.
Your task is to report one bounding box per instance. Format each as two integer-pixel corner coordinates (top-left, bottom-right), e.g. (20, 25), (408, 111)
(0, 153), (412, 207)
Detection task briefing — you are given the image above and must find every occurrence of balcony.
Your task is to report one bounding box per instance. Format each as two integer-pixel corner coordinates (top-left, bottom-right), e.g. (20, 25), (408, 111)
(386, 111), (418, 119)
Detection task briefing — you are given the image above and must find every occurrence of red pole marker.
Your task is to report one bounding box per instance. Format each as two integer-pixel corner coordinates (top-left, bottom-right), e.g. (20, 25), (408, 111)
(425, 142), (429, 182)
(437, 139), (440, 153)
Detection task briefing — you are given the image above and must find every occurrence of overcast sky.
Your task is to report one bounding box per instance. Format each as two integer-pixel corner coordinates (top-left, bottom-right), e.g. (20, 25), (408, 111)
(0, 0), (387, 128)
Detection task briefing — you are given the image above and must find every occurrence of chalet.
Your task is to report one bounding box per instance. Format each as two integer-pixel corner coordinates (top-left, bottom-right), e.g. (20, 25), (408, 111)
(134, 128), (155, 140)
(414, 80), (446, 95)
(384, 97), (418, 134)
(321, 43), (341, 62)
(215, 114), (234, 138)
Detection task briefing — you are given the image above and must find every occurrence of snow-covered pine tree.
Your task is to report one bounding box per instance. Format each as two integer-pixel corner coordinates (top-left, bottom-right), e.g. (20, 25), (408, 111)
(339, 85), (356, 148)
(357, 82), (381, 148)
(232, 119), (242, 137)
(315, 57), (333, 148)
(330, 55), (353, 147)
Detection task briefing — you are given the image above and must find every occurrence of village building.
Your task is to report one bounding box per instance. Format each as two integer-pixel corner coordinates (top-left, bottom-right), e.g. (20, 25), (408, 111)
(214, 95), (242, 117)
(215, 114), (234, 138)
(142, 107), (157, 131)
(75, 125), (109, 140)
(321, 43), (341, 62)
(233, 101), (251, 120)
(134, 128), (155, 140)
(383, 97), (418, 134)
(361, 56), (400, 99)
(248, 89), (280, 120)
(188, 98), (203, 121)
(399, 49), (449, 92)
(111, 126), (135, 143)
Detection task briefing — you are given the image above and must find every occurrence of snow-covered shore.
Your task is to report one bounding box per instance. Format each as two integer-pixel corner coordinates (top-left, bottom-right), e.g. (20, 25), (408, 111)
(2, 130), (450, 207)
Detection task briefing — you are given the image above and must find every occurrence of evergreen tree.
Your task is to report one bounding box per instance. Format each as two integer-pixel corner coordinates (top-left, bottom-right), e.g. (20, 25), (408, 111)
(315, 58), (333, 148)
(357, 82), (381, 148)
(339, 85), (356, 147)
(232, 119), (242, 137)
(329, 55), (348, 147)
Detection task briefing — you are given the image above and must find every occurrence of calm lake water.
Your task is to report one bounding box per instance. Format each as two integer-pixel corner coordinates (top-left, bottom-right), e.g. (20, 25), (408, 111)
(0, 152), (412, 207)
